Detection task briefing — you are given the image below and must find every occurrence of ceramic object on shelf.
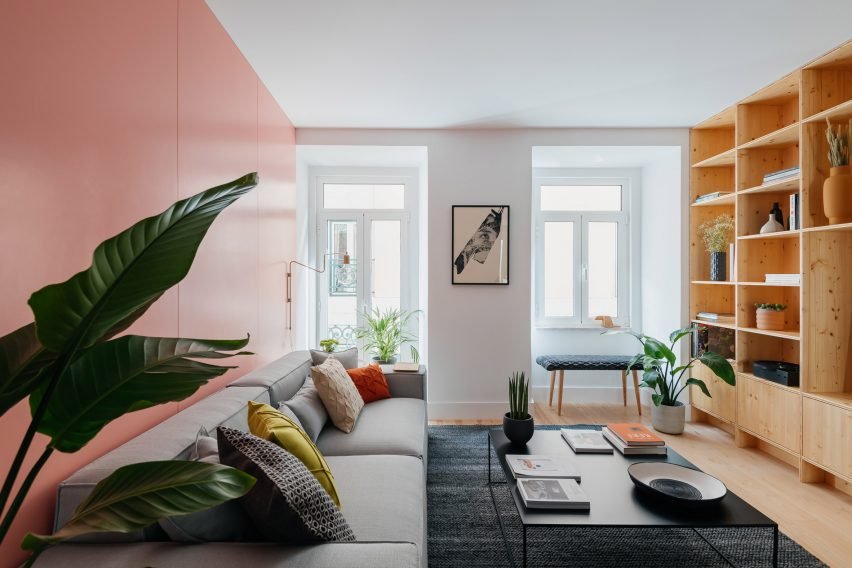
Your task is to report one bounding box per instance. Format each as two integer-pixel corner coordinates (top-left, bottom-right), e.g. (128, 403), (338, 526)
(651, 402), (685, 435)
(628, 462), (727, 507)
(709, 251), (726, 281)
(759, 214), (785, 234)
(756, 308), (785, 331)
(823, 165), (852, 225)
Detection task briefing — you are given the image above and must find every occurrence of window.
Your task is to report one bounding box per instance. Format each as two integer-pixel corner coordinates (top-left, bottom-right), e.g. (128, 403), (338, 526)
(312, 171), (418, 353)
(534, 173), (632, 328)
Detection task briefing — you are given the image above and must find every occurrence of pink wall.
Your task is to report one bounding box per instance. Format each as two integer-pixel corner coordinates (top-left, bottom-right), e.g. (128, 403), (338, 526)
(0, 1), (295, 564)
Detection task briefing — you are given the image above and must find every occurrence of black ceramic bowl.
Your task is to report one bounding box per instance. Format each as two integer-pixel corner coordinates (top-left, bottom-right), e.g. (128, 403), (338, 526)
(628, 462), (727, 507)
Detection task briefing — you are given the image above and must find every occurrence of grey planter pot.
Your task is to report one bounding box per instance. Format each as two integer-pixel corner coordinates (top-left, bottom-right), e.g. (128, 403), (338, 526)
(372, 356), (397, 364)
(651, 402), (685, 435)
(503, 413), (534, 445)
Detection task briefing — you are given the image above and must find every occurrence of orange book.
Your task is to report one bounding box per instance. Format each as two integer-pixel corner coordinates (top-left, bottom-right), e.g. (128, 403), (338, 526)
(606, 423), (665, 446)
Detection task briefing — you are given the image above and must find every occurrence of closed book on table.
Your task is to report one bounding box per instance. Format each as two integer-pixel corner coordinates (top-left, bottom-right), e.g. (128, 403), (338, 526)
(506, 455), (581, 481)
(606, 423), (665, 446)
(517, 478), (590, 510)
(561, 429), (613, 454)
(602, 428), (667, 456)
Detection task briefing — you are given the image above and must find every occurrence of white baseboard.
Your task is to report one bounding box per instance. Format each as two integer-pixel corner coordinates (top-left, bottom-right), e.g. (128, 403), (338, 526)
(428, 401), (530, 421)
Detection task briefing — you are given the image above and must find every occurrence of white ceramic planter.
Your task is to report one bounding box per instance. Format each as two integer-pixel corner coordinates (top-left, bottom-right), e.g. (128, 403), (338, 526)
(651, 402), (685, 435)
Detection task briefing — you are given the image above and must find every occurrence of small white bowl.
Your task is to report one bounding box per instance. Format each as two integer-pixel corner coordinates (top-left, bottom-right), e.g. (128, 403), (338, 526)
(628, 462), (727, 505)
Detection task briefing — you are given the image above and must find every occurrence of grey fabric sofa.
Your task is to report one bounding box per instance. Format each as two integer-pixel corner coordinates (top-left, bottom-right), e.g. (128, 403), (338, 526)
(33, 351), (428, 568)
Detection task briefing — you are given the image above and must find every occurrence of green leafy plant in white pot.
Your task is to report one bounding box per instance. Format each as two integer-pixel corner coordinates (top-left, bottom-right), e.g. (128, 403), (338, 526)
(608, 328), (735, 434)
(319, 338), (339, 353)
(355, 307), (420, 364)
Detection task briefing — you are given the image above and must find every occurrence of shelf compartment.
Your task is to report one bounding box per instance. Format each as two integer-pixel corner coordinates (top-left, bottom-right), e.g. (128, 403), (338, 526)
(803, 99), (852, 124)
(692, 148), (736, 168)
(689, 206), (736, 282)
(690, 166), (734, 204)
(737, 73), (800, 146)
(693, 105), (736, 130)
(801, 64), (852, 119)
(738, 330), (800, 372)
(736, 146), (799, 192)
(737, 234), (799, 283)
(737, 122), (800, 150)
(691, 126), (736, 166)
(737, 372), (802, 453)
(737, 284), (800, 334)
(738, 176), (800, 196)
(691, 193), (735, 207)
(803, 230), (852, 394)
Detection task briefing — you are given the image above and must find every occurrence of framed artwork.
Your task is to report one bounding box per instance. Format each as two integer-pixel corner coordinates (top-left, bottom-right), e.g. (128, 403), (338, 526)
(452, 205), (509, 285)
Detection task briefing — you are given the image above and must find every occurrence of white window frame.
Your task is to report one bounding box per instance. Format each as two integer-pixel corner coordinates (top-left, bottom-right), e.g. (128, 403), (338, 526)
(308, 167), (419, 351)
(533, 169), (635, 329)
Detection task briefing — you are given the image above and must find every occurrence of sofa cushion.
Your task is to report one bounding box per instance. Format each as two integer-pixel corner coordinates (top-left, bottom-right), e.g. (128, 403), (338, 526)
(316, 398), (426, 459)
(310, 347), (358, 370)
(347, 364), (392, 403)
(217, 427), (354, 544)
(311, 358), (364, 433)
(280, 378), (328, 442)
(325, 455), (424, 552)
(247, 401), (340, 507)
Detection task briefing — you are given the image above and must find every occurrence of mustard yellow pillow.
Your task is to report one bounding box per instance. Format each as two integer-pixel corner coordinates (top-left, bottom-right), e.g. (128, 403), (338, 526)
(247, 401), (341, 507)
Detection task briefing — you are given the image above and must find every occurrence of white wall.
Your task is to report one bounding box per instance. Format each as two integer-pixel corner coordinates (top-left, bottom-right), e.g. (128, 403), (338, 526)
(297, 129), (688, 419)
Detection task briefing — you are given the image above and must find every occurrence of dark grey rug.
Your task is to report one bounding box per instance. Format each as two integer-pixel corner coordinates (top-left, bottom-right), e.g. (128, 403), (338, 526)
(427, 425), (825, 568)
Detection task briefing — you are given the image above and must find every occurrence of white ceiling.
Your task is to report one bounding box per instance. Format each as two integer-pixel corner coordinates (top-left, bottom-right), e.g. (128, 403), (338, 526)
(207, 0), (852, 129)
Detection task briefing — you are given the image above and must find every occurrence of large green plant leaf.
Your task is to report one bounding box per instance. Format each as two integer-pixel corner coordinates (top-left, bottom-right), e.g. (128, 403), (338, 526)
(21, 460), (255, 556)
(31, 335), (250, 452)
(28, 173), (258, 353)
(0, 323), (56, 416)
(699, 351), (736, 385)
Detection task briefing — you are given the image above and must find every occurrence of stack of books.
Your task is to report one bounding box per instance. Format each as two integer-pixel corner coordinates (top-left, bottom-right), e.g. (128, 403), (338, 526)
(602, 423), (667, 455)
(695, 312), (735, 324)
(765, 273), (801, 285)
(763, 166), (800, 184)
(693, 191), (732, 204)
(507, 455), (589, 510)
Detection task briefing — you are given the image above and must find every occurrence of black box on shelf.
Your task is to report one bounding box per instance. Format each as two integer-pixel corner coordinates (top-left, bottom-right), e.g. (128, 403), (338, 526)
(752, 360), (800, 387)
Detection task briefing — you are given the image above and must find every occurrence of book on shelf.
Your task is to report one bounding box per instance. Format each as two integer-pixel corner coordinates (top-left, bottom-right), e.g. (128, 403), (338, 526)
(606, 423), (665, 446)
(517, 478), (590, 510)
(765, 273), (800, 285)
(762, 166), (800, 183)
(694, 191), (732, 203)
(788, 193), (800, 230)
(561, 429), (614, 454)
(602, 428), (667, 456)
(505, 455), (581, 481)
(695, 312), (735, 324)
(729, 243), (736, 281)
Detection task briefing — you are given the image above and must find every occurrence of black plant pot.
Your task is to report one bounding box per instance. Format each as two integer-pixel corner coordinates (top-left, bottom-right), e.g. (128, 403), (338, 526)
(503, 413), (534, 445)
(709, 251), (727, 281)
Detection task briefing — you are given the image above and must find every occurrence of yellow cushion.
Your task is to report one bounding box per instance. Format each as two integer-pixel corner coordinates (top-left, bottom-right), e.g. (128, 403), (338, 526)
(247, 401), (341, 507)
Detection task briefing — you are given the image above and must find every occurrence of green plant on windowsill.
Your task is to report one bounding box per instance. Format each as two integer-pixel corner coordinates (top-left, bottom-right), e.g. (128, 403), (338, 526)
(0, 174), (261, 565)
(354, 307), (421, 364)
(319, 338), (340, 353)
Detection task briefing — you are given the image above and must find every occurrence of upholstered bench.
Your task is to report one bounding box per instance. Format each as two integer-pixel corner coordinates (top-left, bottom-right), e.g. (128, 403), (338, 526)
(535, 355), (643, 416)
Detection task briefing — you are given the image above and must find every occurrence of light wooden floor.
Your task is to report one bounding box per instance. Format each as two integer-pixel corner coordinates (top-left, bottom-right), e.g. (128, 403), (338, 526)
(431, 402), (852, 567)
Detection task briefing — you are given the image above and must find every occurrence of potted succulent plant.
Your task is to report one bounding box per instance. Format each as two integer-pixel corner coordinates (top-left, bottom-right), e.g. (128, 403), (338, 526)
(755, 303), (787, 331)
(503, 371), (533, 445)
(355, 307), (420, 364)
(698, 214), (735, 281)
(319, 338), (339, 353)
(609, 328), (735, 435)
(824, 118), (852, 225)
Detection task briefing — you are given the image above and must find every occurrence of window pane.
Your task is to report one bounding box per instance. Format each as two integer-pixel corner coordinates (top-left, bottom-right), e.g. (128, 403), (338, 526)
(540, 185), (621, 211)
(587, 222), (618, 318)
(327, 221), (358, 347)
(543, 222), (574, 317)
(323, 184), (404, 209)
(371, 220), (401, 313)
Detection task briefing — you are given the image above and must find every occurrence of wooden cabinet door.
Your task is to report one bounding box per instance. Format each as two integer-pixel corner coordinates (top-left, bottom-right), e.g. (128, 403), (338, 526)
(737, 374), (801, 452)
(803, 397), (852, 479)
(690, 363), (737, 422)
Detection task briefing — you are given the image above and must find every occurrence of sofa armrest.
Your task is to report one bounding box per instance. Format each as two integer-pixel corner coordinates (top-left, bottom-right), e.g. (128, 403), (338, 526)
(380, 365), (426, 400)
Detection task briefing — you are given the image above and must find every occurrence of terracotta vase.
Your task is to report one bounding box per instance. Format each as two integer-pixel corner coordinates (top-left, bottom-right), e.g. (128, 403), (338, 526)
(756, 308), (785, 331)
(823, 165), (852, 225)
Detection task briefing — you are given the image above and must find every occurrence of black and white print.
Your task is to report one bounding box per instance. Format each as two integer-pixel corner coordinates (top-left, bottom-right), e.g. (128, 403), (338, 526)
(452, 205), (509, 284)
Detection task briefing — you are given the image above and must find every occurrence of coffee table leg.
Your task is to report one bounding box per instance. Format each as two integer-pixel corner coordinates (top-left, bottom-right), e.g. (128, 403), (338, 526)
(773, 525), (778, 567)
(522, 525), (527, 568)
(488, 434), (492, 484)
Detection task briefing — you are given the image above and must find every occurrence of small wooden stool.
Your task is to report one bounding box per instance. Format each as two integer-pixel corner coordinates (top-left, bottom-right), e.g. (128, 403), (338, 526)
(535, 355), (643, 416)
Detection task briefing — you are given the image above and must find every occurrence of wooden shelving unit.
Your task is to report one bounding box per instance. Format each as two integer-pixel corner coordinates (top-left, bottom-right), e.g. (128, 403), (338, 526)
(689, 39), (852, 496)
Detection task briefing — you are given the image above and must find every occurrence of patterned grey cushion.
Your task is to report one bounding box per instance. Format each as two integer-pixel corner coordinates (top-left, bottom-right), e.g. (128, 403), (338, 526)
(310, 347), (358, 370)
(535, 354), (643, 371)
(217, 426), (355, 544)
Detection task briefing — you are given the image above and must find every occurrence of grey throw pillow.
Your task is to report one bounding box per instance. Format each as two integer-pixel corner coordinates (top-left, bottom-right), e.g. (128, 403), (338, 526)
(217, 426), (355, 543)
(310, 347), (358, 370)
(280, 378), (328, 442)
(158, 427), (261, 543)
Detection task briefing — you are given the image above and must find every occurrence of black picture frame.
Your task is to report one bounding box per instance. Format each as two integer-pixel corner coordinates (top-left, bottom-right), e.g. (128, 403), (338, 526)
(451, 205), (510, 285)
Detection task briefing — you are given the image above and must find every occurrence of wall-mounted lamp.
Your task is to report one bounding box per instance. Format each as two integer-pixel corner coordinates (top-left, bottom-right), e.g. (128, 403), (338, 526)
(286, 252), (350, 330)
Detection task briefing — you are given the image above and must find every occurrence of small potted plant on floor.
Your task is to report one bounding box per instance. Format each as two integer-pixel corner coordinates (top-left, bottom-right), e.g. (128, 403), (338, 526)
(608, 328), (735, 434)
(319, 338), (339, 353)
(355, 307), (420, 364)
(698, 214), (735, 281)
(755, 303), (787, 331)
(824, 118), (852, 225)
(503, 371), (533, 445)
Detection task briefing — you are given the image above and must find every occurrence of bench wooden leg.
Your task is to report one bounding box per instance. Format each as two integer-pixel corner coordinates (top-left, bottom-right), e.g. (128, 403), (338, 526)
(548, 371), (555, 406)
(632, 370), (642, 415)
(557, 370), (565, 416)
(621, 370), (627, 407)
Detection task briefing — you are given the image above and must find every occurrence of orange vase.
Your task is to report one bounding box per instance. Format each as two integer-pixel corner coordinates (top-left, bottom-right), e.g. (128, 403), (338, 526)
(756, 309), (785, 331)
(823, 165), (852, 225)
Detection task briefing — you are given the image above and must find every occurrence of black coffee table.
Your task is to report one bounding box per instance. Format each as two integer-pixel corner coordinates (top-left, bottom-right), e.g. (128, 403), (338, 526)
(488, 429), (778, 568)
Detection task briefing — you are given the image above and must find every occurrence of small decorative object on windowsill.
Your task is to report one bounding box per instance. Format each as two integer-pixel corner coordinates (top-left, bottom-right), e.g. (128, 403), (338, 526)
(698, 214), (734, 281)
(319, 338), (339, 353)
(823, 118), (852, 225)
(503, 371), (533, 445)
(606, 327), (735, 435)
(755, 303), (787, 331)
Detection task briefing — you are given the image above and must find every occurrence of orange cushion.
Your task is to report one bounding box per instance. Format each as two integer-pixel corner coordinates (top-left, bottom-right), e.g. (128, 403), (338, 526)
(346, 364), (392, 403)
